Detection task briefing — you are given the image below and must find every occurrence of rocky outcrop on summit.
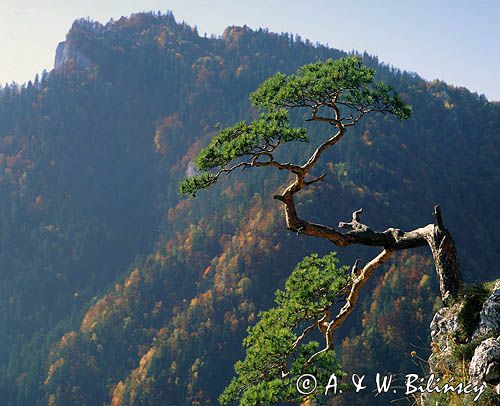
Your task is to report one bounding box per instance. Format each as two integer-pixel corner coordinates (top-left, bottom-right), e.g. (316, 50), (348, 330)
(54, 40), (92, 70)
(53, 18), (103, 70)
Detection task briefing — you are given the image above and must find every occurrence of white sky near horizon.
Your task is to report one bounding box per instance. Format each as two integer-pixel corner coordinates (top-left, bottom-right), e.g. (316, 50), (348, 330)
(0, 0), (499, 100)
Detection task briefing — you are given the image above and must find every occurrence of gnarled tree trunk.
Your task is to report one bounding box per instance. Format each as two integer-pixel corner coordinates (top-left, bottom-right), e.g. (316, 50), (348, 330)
(425, 206), (462, 305)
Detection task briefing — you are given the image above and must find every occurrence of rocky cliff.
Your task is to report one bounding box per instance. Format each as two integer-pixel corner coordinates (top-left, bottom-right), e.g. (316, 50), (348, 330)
(54, 19), (100, 69)
(425, 280), (500, 404)
(54, 40), (92, 70)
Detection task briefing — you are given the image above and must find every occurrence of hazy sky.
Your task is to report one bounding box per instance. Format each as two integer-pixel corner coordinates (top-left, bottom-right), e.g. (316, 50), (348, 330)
(1, 0), (499, 99)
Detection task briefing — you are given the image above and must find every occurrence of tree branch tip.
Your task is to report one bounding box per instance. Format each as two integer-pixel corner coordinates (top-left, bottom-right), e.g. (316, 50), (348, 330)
(433, 205), (444, 229)
(351, 259), (361, 275)
(304, 173), (327, 186)
(273, 194), (285, 202)
(352, 208), (363, 221)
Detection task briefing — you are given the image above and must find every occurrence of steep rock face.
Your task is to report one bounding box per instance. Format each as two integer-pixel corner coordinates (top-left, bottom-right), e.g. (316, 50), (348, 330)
(54, 40), (92, 70)
(54, 18), (103, 70)
(470, 337), (500, 387)
(474, 282), (500, 339)
(426, 280), (500, 404)
(428, 303), (461, 371)
(469, 283), (500, 396)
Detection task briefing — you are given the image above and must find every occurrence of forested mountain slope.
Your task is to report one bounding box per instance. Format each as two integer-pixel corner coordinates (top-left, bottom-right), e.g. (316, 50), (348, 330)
(0, 12), (498, 405)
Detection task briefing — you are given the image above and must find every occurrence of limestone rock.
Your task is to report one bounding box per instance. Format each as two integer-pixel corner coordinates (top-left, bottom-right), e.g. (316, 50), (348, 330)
(474, 281), (500, 339)
(469, 337), (500, 386)
(54, 41), (92, 70)
(428, 304), (460, 371)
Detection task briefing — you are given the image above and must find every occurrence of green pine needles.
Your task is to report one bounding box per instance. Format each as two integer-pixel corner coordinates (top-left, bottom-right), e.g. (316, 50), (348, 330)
(249, 57), (410, 117)
(180, 56), (411, 197)
(179, 109), (307, 196)
(219, 253), (350, 405)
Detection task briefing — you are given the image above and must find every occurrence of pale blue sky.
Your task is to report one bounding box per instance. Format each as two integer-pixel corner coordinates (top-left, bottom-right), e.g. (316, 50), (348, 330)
(1, 0), (499, 99)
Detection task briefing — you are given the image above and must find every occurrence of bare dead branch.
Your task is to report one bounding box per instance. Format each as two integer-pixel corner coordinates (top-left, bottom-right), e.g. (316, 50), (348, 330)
(351, 259), (361, 277)
(307, 249), (394, 364)
(291, 320), (321, 351)
(304, 173), (327, 186)
(334, 249), (394, 329)
(215, 161), (253, 179)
